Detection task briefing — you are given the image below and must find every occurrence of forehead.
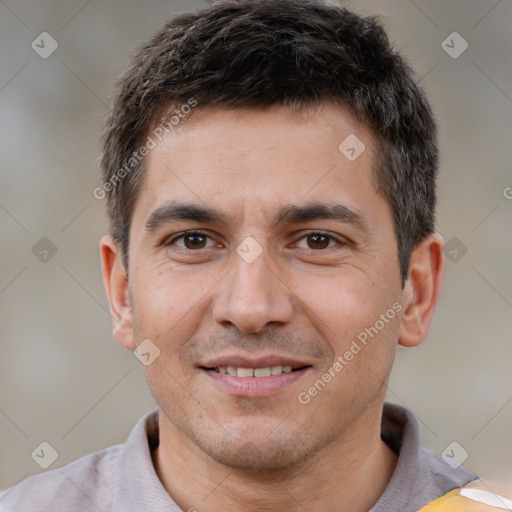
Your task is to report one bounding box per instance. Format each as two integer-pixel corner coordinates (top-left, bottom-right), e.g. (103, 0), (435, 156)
(133, 103), (381, 229)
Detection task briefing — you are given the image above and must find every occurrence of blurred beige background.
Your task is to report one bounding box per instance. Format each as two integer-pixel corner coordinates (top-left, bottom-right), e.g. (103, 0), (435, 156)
(1, 0), (511, 492)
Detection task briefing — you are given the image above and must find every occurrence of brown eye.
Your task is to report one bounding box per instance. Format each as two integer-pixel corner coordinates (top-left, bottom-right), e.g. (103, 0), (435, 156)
(306, 234), (331, 249)
(167, 231), (216, 250)
(182, 233), (207, 249)
(296, 232), (341, 250)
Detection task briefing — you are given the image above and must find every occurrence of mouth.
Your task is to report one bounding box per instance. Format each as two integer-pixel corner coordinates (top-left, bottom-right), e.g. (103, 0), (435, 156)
(198, 356), (313, 396)
(200, 365), (311, 377)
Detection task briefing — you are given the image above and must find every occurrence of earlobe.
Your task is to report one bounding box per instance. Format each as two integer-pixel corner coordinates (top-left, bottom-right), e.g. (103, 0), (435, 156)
(99, 234), (136, 351)
(398, 232), (445, 348)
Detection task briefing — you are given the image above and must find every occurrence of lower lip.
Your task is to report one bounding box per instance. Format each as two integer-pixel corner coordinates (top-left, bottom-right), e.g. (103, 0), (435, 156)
(200, 368), (311, 397)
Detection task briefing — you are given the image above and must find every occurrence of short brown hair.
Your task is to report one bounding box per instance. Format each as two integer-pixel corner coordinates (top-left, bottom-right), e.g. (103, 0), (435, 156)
(100, 0), (438, 285)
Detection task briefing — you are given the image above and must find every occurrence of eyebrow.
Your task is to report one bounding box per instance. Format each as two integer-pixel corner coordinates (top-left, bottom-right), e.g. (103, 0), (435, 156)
(144, 201), (369, 234)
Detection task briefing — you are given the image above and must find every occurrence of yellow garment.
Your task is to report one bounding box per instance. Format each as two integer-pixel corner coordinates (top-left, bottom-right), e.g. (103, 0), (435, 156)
(419, 485), (512, 511)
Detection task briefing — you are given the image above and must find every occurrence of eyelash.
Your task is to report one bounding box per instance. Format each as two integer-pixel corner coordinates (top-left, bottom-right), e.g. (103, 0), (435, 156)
(165, 230), (347, 252)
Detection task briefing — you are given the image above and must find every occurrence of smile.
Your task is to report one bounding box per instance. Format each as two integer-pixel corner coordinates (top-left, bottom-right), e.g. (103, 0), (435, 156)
(199, 365), (312, 396)
(204, 365), (309, 377)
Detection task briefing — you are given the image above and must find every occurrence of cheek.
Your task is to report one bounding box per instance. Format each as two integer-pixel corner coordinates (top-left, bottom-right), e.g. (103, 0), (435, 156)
(301, 271), (390, 344)
(300, 311), (400, 421)
(130, 263), (212, 352)
(296, 268), (400, 389)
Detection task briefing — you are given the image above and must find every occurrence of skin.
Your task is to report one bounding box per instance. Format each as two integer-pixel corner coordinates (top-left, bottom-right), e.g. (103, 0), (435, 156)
(100, 101), (444, 512)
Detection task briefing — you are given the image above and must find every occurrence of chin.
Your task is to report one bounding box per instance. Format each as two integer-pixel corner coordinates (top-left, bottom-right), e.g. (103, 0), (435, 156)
(202, 439), (314, 470)
(189, 422), (324, 471)
(155, 393), (337, 470)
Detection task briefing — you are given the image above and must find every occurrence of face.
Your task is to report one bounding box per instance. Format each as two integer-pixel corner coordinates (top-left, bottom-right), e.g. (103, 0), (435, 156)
(116, 103), (408, 469)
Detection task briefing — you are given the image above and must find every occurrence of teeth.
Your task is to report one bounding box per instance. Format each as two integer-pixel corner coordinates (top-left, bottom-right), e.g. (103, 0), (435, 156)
(271, 365), (283, 375)
(254, 367), (271, 377)
(215, 365), (298, 377)
(237, 367), (254, 378)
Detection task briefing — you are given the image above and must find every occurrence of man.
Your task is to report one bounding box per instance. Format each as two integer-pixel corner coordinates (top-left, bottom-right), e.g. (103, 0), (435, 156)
(1, 1), (509, 511)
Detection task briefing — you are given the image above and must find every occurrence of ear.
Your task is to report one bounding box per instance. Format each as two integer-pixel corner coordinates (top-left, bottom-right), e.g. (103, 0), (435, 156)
(398, 232), (445, 348)
(99, 234), (136, 350)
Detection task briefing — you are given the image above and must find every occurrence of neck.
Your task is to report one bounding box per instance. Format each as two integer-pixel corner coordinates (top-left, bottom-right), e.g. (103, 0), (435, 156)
(152, 402), (398, 512)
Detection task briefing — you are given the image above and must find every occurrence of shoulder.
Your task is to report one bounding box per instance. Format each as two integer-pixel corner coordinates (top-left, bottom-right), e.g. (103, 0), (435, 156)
(382, 403), (479, 488)
(418, 445), (479, 487)
(375, 403), (481, 510)
(0, 443), (122, 512)
(412, 445), (479, 507)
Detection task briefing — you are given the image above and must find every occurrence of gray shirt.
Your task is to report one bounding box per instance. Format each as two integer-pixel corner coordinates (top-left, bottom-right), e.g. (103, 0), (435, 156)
(0, 402), (478, 511)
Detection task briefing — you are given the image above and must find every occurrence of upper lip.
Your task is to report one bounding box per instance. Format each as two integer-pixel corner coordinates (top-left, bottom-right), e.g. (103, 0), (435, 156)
(199, 354), (312, 369)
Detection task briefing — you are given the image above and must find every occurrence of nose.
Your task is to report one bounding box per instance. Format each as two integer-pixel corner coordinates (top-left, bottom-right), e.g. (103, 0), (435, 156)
(212, 244), (294, 334)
